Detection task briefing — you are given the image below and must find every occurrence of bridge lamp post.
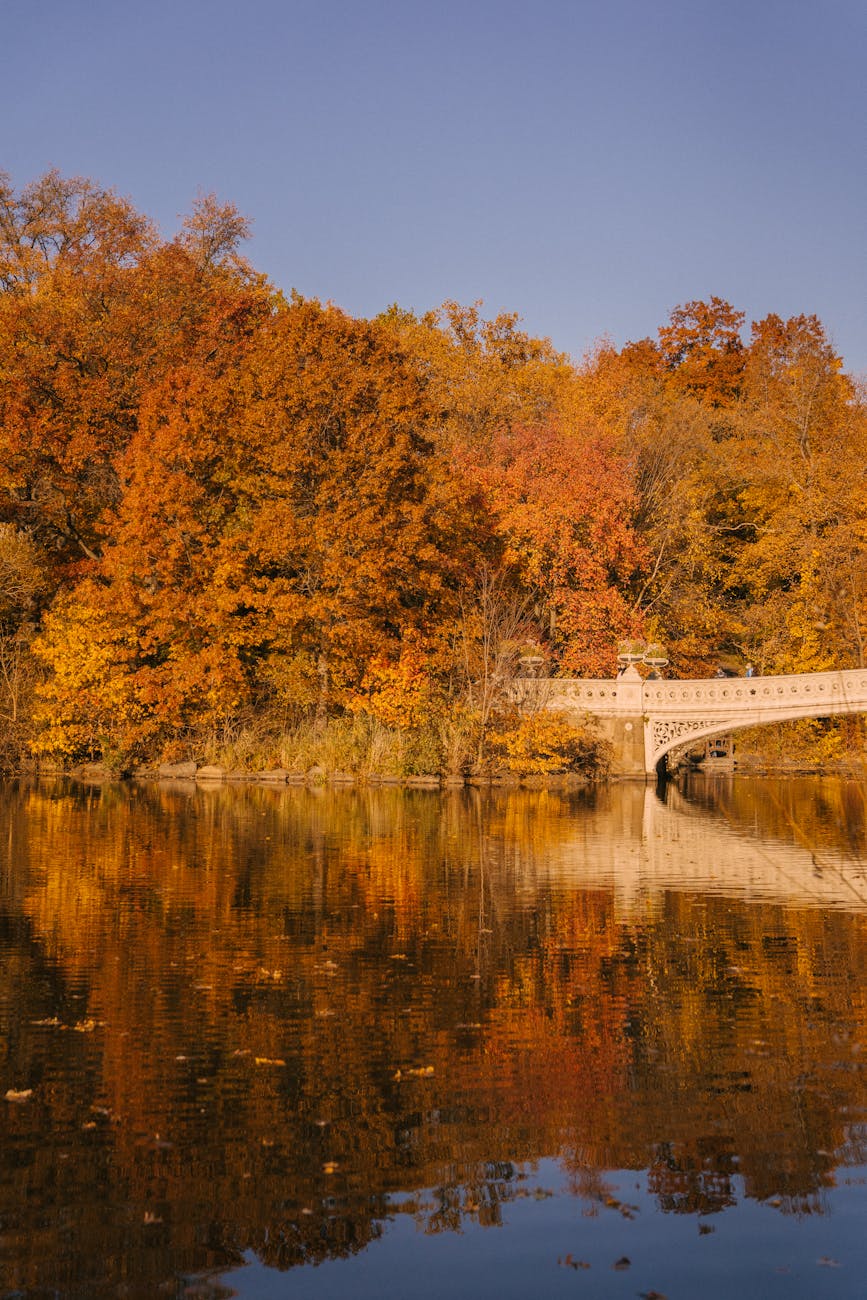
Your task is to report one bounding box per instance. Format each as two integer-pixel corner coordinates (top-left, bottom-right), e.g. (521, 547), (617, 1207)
(642, 643), (669, 674)
(617, 640), (647, 672)
(518, 653), (546, 678)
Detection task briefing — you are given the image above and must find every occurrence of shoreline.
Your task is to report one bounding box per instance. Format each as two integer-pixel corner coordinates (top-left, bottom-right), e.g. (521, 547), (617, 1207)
(9, 761), (864, 788)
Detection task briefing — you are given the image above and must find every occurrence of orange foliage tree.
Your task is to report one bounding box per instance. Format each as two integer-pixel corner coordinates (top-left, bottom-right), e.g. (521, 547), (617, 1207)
(33, 296), (490, 759)
(0, 171), (268, 575)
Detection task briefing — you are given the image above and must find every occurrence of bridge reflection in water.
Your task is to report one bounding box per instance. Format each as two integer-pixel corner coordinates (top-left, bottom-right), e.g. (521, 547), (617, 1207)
(543, 779), (867, 916)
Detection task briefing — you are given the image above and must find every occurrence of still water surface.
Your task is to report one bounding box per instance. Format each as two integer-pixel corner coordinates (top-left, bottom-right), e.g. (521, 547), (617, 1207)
(1, 775), (866, 1298)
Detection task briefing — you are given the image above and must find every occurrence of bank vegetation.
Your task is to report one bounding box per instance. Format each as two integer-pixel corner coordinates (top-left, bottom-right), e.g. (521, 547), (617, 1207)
(0, 172), (865, 776)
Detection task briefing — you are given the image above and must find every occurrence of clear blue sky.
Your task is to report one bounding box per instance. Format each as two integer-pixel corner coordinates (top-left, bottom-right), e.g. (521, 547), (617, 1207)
(3, 0), (865, 372)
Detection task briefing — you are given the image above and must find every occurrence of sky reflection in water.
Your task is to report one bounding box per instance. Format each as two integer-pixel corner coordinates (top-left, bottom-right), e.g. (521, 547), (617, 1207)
(1, 775), (866, 1298)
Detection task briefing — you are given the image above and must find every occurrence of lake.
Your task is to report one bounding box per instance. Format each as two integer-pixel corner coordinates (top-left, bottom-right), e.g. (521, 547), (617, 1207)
(1, 774), (866, 1298)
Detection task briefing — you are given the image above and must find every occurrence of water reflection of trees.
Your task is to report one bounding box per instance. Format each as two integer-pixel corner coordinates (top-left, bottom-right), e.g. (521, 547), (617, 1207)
(1, 777), (867, 1292)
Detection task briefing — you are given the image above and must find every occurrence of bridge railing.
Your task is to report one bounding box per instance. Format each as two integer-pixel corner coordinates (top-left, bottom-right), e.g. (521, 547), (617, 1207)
(514, 668), (867, 718)
(643, 668), (867, 714)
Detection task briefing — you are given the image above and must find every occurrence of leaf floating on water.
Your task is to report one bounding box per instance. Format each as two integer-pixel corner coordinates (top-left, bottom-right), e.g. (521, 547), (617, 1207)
(612, 1256), (631, 1270)
(639, 1291), (668, 1299)
(4, 1088), (33, 1102)
(254, 1056), (286, 1067)
(559, 1254), (590, 1270)
(698, 1222), (715, 1235)
(817, 1257), (841, 1268)
(394, 1065), (434, 1081)
(143, 1211), (163, 1224)
(322, 1161), (339, 1174)
(30, 1017), (63, 1027)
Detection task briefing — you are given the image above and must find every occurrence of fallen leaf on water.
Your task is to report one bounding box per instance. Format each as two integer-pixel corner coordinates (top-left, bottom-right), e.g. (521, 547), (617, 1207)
(143, 1211), (163, 1224)
(817, 1257), (840, 1268)
(322, 1162), (339, 1174)
(699, 1223), (715, 1235)
(559, 1254), (590, 1271)
(254, 1057), (286, 1067)
(4, 1089), (33, 1102)
(394, 1065), (434, 1080)
(612, 1256), (631, 1270)
(30, 1017), (63, 1027)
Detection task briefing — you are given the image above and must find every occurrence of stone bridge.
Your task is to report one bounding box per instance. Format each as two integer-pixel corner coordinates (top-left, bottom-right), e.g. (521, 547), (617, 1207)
(514, 666), (867, 777)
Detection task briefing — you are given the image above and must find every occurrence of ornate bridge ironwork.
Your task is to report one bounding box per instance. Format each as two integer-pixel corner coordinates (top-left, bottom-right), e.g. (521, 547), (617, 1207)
(516, 667), (867, 775)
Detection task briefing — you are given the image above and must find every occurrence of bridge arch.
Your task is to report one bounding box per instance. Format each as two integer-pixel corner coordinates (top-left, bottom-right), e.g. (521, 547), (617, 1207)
(643, 671), (867, 773)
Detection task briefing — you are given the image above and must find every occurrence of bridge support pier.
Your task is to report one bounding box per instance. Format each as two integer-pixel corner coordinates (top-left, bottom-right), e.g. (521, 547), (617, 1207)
(593, 715), (649, 778)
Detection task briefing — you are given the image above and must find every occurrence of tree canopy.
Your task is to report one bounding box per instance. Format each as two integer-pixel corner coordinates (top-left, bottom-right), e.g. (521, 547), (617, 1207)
(0, 171), (863, 768)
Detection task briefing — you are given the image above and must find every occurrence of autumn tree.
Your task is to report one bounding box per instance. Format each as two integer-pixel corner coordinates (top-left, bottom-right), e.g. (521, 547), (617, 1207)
(33, 296), (491, 760)
(388, 304), (648, 676)
(657, 295), (746, 406)
(455, 419), (646, 675)
(0, 170), (268, 576)
(605, 302), (867, 678)
(731, 314), (867, 670)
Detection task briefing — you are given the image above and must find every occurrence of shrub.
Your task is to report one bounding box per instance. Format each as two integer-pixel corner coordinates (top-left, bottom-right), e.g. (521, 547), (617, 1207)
(490, 709), (610, 777)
